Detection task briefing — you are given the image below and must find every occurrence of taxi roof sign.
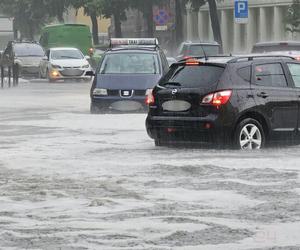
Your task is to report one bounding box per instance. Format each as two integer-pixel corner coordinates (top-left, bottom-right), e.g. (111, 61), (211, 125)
(110, 38), (159, 48)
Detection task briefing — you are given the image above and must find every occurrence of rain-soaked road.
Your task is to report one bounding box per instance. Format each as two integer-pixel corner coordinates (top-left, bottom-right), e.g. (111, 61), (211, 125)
(0, 80), (300, 250)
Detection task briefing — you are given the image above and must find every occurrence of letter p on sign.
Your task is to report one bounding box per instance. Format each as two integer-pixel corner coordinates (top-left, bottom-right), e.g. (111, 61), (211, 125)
(238, 2), (246, 13)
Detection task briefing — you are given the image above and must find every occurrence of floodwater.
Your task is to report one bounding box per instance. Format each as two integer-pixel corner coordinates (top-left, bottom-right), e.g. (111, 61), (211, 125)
(0, 80), (300, 249)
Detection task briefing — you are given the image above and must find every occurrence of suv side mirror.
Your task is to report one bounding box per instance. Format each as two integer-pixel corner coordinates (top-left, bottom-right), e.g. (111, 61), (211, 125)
(85, 55), (91, 60)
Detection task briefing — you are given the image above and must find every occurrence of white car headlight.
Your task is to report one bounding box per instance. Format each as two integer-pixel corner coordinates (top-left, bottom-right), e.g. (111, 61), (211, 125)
(93, 88), (107, 96)
(51, 64), (62, 69)
(82, 64), (90, 68)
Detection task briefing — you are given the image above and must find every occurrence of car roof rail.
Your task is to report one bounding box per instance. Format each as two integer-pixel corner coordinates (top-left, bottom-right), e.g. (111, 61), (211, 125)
(228, 55), (295, 63)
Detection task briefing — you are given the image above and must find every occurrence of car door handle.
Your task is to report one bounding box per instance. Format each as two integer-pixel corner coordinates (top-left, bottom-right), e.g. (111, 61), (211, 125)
(257, 92), (269, 98)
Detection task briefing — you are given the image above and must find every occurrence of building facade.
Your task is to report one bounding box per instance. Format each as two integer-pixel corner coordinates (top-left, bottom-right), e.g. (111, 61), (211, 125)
(186, 0), (299, 53)
(109, 2), (177, 54)
(62, 8), (111, 44)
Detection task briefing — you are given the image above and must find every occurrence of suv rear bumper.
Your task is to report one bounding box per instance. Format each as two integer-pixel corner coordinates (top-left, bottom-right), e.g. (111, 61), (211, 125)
(146, 115), (233, 143)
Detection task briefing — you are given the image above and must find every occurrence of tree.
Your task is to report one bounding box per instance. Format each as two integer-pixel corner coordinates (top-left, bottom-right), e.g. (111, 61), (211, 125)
(0, 0), (70, 40)
(71, 0), (103, 45)
(173, 0), (205, 47)
(101, 0), (129, 38)
(174, 0), (187, 47)
(174, 0), (223, 52)
(129, 0), (166, 37)
(207, 0), (223, 53)
(285, 0), (300, 37)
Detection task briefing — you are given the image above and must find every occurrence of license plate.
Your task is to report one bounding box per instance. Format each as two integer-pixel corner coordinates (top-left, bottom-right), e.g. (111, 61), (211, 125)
(162, 100), (191, 112)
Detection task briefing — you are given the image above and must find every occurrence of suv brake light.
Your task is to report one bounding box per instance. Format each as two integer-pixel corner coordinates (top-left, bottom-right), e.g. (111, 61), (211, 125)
(185, 58), (200, 66)
(201, 90), (232, 107)
(145, 89), (155, 105)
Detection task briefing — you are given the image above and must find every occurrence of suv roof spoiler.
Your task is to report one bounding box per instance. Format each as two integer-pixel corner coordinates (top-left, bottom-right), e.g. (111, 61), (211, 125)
(177, 55), (233, 62)
(228, 55), (296, 63)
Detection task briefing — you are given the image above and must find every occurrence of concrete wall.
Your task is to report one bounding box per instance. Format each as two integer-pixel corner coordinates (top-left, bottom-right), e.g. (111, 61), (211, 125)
(75, 8), (111, 34)
(186, 0), (299, 53)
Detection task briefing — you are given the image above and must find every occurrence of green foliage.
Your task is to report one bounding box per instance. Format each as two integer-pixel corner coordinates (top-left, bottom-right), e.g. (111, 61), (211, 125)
(0, 0), (223, 44)
(71, 0), (103, 16)
(100, 0), (129, 21)
(0, 0), (70, 39)
(285, 0), (300, 34)
(189, 0), (207, 12)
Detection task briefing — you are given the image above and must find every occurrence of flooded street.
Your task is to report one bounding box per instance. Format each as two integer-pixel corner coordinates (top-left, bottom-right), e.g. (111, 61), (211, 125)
(0, 81), (300, 250)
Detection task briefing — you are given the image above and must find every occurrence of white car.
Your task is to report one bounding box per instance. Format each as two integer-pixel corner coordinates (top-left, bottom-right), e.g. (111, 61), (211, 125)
(39, 47), (92, 82)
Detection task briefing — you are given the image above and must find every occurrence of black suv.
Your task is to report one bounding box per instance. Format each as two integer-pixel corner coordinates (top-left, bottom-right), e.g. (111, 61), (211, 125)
(146, 55), (300, 150)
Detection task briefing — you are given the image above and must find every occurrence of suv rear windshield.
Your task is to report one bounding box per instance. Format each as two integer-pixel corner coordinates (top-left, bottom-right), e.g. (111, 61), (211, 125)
(159, 64), (224, 88)
(99, 53), (160, 74)
(14, 43), (45, 57)
(252, 44), (300, 53)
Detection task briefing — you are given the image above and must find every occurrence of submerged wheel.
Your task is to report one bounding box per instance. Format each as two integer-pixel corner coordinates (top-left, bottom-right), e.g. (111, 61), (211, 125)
(154, 140), (162, 146)
(234, 118), (265, 150)
(90, 103), (101, 114)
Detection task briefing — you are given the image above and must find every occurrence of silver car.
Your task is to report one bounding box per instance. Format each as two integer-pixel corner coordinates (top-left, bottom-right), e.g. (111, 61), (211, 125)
(1, 41), (45, 78)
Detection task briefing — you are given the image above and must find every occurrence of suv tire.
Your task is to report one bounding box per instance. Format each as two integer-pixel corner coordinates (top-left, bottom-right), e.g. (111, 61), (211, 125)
(154, 140), (162, 146)
(90, 103), (101, 114)
(12, 64), (19, 86)
(234, 118), (265, 150)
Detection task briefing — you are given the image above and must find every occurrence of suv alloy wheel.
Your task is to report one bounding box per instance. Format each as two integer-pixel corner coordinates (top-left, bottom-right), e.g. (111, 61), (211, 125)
(234, 118), (265, 150)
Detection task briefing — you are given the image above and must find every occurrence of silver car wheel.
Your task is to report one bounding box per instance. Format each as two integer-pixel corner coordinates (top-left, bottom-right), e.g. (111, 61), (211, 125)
(239, 123), (262, 150)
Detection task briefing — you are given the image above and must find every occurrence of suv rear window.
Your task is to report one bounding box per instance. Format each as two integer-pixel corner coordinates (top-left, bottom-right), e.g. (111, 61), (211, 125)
(159, 65), (224, 88)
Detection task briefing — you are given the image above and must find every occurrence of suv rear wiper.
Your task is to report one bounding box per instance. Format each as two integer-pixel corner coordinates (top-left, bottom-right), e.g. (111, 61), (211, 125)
(161, 81), (181, 87)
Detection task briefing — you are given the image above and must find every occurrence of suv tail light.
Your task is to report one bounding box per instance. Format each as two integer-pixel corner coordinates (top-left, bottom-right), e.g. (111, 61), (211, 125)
(201, 90), (232, 107)
(145, 89), (155, 105)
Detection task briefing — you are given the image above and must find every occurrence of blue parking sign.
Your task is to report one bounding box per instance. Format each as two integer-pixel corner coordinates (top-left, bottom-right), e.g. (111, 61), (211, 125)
(234, 0), (248, 23)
